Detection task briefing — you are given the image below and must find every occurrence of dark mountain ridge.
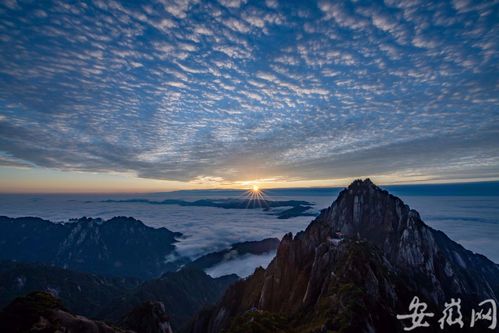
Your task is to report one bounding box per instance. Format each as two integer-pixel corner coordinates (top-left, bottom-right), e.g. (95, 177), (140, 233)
(191, 179), (499, 332)
(0, 216), (182, 279)
(0, 260), (139, 318)
(102, 198), (312, 209)
(0, 261), (238, 330)
(102, 198), (316, 219)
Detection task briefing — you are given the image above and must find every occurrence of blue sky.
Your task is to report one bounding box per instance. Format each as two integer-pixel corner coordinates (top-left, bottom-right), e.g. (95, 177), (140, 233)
(0, 0), (498, 191)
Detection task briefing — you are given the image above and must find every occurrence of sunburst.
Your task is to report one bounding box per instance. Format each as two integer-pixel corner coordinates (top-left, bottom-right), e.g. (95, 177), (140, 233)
(242, 184), (268, 209)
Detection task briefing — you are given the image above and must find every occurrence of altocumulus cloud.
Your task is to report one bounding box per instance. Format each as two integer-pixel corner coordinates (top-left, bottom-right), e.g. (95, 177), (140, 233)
(0, 0), (498, 183)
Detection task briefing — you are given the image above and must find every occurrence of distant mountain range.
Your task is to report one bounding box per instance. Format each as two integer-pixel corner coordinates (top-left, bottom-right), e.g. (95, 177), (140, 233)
(0, 216), (183, 279)
(101, 198), (317, 219)
(190, 179), (499, 333)
(0, 215), (282, 280)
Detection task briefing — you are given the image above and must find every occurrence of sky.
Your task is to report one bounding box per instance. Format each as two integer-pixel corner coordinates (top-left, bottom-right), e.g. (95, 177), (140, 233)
(0, 0), (498, 192)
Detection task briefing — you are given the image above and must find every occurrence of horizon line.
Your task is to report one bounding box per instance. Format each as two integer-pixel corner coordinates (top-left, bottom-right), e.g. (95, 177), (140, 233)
(1, 178), (498, 195)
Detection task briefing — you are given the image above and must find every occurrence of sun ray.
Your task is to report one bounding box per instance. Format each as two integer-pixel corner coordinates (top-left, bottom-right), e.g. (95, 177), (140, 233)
(242, 184), (270, 210)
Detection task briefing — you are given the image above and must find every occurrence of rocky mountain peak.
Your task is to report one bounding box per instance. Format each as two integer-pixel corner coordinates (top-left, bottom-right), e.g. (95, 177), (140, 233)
(322, 178), (413, 238)
(307, 179), (498, 304)
(191, 179), (499, 333)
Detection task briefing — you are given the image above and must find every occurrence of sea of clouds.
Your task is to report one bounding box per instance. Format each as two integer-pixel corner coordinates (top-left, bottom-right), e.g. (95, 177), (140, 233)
(0, 188), (497, 277)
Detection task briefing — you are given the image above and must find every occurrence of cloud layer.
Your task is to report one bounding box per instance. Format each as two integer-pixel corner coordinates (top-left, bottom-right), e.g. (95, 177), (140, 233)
(0, 0), (498, 184)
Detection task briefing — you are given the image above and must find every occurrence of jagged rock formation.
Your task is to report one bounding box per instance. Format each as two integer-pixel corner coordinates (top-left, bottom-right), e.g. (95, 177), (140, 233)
(0, 216), (182, 279)
(191, 179), (499, 333)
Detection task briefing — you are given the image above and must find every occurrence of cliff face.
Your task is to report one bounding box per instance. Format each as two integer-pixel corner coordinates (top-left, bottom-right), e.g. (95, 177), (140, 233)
(192, 179), (499, 333)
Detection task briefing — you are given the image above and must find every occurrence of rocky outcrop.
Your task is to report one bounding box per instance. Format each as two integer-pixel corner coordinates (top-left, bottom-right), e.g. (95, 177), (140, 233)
(191, 179), (499, 333)
(0, 216), (182, 279)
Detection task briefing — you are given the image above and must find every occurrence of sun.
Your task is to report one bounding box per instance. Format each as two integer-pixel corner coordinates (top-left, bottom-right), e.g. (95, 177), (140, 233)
(243, 184), (266, 209)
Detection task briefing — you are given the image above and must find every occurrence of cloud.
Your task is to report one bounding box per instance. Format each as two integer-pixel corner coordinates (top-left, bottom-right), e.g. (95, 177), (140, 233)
(159, 0), (198, 18)
(318, 0), (369, 30)
(219, 0), (247, 9)
(0, 154), (32, 168)
(206, 252), (276, 277)
(224, 17), (251, 33)
(0, 0), (497, 185)
(2, 0), (19, 10)
(1, 189), (498, 267)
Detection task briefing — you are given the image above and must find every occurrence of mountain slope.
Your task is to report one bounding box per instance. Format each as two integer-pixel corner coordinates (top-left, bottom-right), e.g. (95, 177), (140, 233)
(0, 216), (182, 279)
(0, 260), (139, 318)
(0, 261), (238, 330)
(102, 268), (239, 330)
(120, 301), (173, 333)
(0, 291), (174, 333)
(191, 179), (499, 333)
(0, 291), (131, 333)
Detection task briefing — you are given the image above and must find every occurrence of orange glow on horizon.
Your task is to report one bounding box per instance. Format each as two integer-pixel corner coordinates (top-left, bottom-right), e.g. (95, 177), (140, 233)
(1, 166), (498, 194)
